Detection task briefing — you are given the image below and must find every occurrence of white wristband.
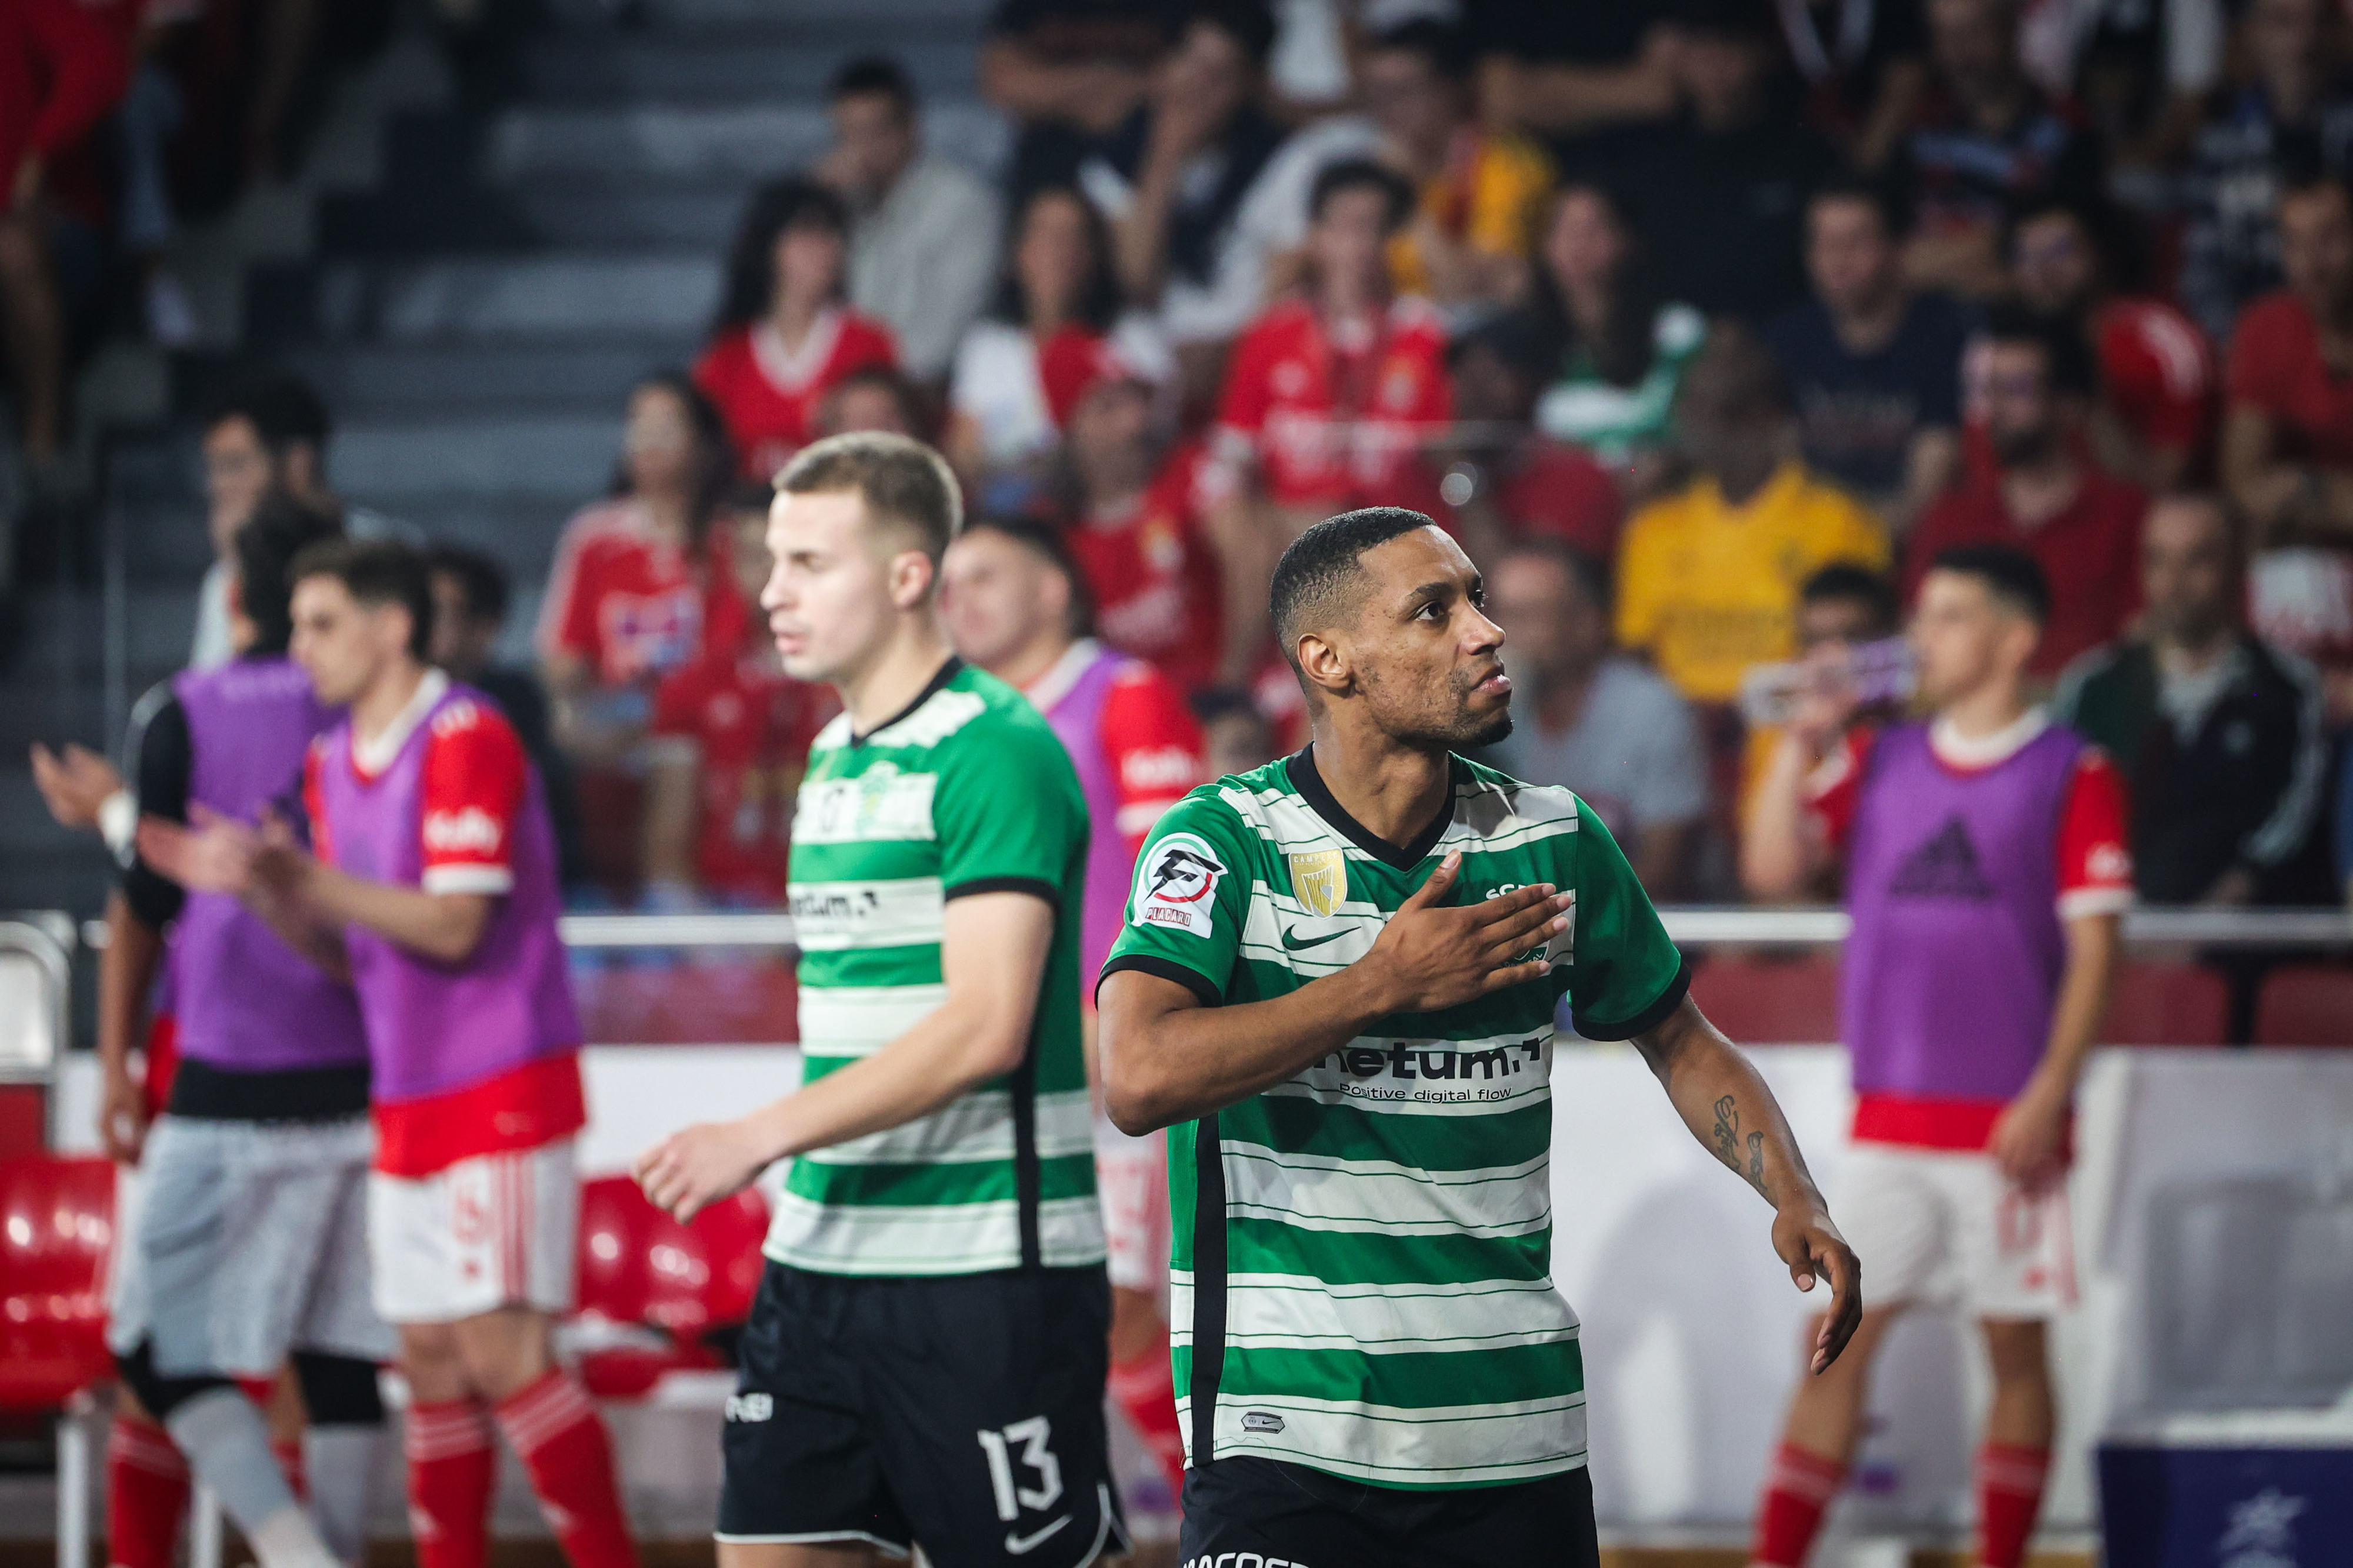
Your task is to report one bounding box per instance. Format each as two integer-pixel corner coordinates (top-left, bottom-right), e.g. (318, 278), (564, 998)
(99, 789), (137, 862)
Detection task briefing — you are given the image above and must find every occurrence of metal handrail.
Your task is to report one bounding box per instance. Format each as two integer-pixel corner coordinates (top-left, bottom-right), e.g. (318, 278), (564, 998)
(0, 915), (74, 1086)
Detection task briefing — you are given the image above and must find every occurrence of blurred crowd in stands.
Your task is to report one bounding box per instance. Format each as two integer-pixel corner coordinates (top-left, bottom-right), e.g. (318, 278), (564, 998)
(86, 0), (2353, 917)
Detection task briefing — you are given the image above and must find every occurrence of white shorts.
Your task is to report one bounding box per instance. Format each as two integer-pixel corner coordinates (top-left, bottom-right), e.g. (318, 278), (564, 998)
(366, 1140), (579, 1325)
(110, 1115), (394, 1374)
(1094, 1116), (1169, 1297)
(1836, 1142), (2078, 1320)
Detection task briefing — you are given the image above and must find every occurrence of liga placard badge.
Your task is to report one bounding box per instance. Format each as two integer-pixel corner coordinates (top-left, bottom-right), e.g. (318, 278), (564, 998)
(1288, 848), (1347, 918)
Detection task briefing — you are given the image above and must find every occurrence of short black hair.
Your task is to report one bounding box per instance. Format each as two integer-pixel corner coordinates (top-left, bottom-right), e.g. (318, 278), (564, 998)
(1808, 174), (1911, 241)
(1309, 156), (1417, 232)
(200, 370), (331, 454)
(961, 513), (1095, 637)
(1980, 301), (2099, 397)
(1186, 0), (1277, 68)
(290, 538), (436, 659)
(1927, 543), (2051, 625)
(1368, 16), (1473, 79)
(426, 543), (511, 628)
(1799, 562), (1899, 633)
(235, 497), (343, 656)
(1448, 308), (1557, 384)
(829, 55), (916, 115)
(1271, 506), (1435, 670)
(1501, 537), (1611, 610)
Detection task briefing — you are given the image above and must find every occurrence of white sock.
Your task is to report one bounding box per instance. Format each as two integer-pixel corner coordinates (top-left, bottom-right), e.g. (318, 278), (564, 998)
(163, 1389), (305, 1540)
(304, 1425), (380, 1565)
(247, 1507), (345, 1568)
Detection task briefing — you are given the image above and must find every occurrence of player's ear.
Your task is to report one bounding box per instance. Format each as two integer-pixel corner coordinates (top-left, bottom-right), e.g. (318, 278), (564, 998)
(890, 548), (936, 612)
(1294, 629), (1352, 700)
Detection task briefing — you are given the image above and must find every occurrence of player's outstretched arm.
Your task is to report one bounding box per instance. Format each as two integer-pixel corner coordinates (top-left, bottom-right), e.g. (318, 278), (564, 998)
(635, 889), (1058, 1222)
(1631, 996), (1863, 1374)
(1099, 850), (1571, 1136)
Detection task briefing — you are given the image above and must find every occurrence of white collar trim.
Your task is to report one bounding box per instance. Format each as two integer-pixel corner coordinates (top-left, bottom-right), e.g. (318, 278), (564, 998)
(354, 668), (449, 778)
(1022, 639), (1102, 713)
(1929, 706), (2048, 769)
(752, 308), (845, 393)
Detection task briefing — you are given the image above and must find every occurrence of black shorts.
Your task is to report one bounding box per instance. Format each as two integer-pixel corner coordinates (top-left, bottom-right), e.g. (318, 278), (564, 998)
(717, 1260), (1129, 1567)
(1178, 1455), (1600, 1568)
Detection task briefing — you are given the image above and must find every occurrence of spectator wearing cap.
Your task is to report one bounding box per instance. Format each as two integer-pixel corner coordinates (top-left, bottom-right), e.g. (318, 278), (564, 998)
(0, 0), (131, 474)
(2178, 0), (2353, 344)
(1910, 308), (2148, 679)
(1528, 180), (1707, 487)
(1432, 308), (1624, 568)
(818, 56), (1004, 385)
(944, 181), (1162, 512)
(2008, 198), (2214, 494)
(1617, 324), (1891, 710)
(694, 177), (899, 481)
(1765, 179), (1974, 537)
(426, 544), (589, 893)
(1078, 0), (1379, 388)
(1053, 331), (1226, 693)
(2054, 493), (2332, 909)
(1356, 18), (1554, 314)
(1623, 0), (1841, 325)
(1204, 158), (1452, 672)
(188, 371), (411, 670)
(2220, 171), (2353, 723)
(1485, 540), (1707, 898)
(1895, 0), (2105, 299)
(1773, 0), (1929, 171)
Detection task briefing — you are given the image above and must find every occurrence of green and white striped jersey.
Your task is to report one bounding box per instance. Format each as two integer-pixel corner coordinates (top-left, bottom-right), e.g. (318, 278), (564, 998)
(1101, 749), (1686, 1489)
(766, 658), (1104, 1276)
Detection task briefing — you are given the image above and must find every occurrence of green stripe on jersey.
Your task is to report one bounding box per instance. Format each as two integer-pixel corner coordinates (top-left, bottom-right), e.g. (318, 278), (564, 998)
(768, 660), (1102, 1276)
(1102, 749), (1686, 1489)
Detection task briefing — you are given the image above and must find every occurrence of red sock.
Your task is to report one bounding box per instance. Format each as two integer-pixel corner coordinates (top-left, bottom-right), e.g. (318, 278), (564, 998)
(273, 1437), (309, 1502)
(493, 1372), (637, 1568)
(1108, 1344), (1188, 1496)
(1975, 1442), (2049, 1568)
(1751, 1441), (1848, 1567)
(105, 1414), (189, 1568)
(405, 1400), (498, 1568)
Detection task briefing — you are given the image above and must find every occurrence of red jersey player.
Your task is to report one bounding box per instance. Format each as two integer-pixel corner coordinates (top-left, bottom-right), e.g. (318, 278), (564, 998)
(646, 495), (839, 903)
(1203, 158), (1451, 669)
(1741, 544), (2131, 1568)
(939, 513), (1209, 1519)
(694, 178), (898, 481)
(145, 541), (638, 1568)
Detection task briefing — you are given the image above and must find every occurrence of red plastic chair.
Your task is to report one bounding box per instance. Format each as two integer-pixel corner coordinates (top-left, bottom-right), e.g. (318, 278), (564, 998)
(0, 1156), (118, 1568)
(2098, 962), (2232, 1046)
(2252, 965), (2353, 1046)
(571, 1175), (768, 1398)
(1686, 954), (1843, 1044)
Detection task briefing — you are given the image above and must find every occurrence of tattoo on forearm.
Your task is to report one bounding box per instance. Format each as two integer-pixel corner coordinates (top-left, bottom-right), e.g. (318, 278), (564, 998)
(1710, 1094), (1771, 1197)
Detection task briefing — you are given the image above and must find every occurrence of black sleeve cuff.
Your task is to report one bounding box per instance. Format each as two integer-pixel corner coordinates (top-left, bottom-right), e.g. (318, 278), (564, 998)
(120, 862), (184, 930)
(1572, 958), (1692, 1042)
(944, 875), (1060, 908)
(1097, 953), (1222, 1009)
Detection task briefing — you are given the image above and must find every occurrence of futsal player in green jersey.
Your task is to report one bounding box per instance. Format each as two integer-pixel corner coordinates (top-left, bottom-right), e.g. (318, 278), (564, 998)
(1098, 507), (1862, 1565)
(636, 433), (1127, 1567)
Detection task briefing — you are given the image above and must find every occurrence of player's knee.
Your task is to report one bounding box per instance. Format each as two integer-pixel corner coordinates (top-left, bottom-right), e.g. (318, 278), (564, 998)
(114, 1340), (236, 1422)
(292, 1350), (386, 1427)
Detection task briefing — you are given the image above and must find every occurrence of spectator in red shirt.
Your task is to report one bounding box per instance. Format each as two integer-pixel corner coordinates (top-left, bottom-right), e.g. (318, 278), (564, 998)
(644, 489), (837, 906)
(694, 177), (899, 482)
(2007, 198), (2215, 493)
(2220, 171), (2353, 723)
(537, 373), (739, 892)
(1910, 309), (2148, 680)
(0, 0), (132, 468)
(1204, 157), (1451, 673)
(1053, 333), (1227, 693)
(1431, 306), (1622, 568)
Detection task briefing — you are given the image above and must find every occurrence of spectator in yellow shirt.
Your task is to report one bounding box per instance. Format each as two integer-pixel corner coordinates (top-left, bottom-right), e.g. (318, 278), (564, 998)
(1361, 19), (1554, 312)
(1617, 325), (1894, 708)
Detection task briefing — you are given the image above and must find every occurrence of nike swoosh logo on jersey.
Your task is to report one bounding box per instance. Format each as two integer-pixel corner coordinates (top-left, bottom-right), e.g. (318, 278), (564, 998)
(1004, 1515), (1072, 1555)
(1281, 926), (1346, 951)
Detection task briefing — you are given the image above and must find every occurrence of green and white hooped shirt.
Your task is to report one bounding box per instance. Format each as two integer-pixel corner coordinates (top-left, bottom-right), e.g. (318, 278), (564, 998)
(1100, 749), (1687, 1489)
(766, 658), (1104, 1276)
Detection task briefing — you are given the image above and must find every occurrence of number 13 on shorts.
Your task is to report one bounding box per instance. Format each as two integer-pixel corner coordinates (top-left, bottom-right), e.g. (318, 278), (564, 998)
(977, 1417), (1065, 1522)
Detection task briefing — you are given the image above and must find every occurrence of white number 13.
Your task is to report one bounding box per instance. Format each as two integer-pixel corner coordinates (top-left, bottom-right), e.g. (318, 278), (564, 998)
(975, 1416), (1064, 1522)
